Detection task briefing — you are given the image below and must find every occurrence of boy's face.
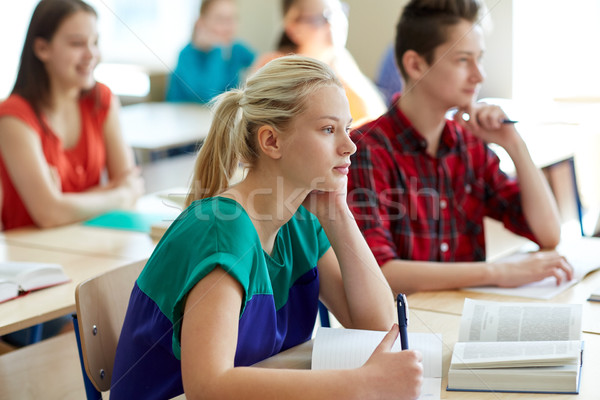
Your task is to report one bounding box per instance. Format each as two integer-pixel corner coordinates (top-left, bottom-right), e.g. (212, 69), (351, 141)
(420, 19), (485, 110)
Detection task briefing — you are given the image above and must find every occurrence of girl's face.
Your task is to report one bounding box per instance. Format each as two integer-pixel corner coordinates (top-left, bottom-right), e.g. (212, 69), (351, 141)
(202, 0), (238, 45)
(279, 84), (355, 192)
(285, 0), (348, 52)
(418, 19), (485, 110)
(35, 10), (100, 92)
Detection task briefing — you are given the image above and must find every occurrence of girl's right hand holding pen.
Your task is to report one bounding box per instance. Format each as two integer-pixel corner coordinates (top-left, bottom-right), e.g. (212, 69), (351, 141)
(361, 324), (424, 400)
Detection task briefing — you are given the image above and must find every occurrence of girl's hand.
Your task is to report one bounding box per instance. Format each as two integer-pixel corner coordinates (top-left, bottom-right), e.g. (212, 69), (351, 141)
(361, 324), (424, 400)
(302, 178), (350, 223)
(192, 19), (231, 50)
(104, 167), (144, 207)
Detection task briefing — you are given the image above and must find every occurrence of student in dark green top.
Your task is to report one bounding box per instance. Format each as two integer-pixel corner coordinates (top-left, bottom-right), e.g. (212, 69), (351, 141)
(112, 55), (423, 400)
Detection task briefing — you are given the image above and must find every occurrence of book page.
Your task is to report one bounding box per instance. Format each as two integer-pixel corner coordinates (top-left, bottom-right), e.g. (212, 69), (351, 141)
(464, 237), (600, 300)
(0, 279), (19, 303)
(458, 299), (582, 342)
(0, 262), (68, 292)
(311, 328), (442, 399)
(451, 340), (581, 369)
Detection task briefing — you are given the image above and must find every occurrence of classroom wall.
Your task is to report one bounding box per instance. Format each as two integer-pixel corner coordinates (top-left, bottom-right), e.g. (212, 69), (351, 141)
(235, 0), (513, 99)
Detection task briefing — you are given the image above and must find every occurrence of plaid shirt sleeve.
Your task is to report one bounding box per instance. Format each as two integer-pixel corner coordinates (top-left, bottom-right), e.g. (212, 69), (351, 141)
(348, 128), (400, 266)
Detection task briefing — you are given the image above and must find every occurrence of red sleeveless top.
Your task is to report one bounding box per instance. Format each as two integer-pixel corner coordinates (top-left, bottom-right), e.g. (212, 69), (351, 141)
(0, 83), (112, 230)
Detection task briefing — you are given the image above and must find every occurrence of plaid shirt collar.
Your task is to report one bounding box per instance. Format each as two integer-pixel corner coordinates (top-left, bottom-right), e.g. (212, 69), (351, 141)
(385, 104), (459, 156)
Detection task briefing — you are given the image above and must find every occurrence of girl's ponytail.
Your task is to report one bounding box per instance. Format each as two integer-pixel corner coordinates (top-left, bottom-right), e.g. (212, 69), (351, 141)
(186, 90), (244, 206)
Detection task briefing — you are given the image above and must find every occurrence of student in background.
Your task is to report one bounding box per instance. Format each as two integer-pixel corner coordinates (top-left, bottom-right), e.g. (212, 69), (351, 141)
(375, 44), (403, 107)
(347, 0), (573, 294)
(253, 0), (386, 126)
(111, 56), (423, 400)
(0, 0), (143, 231)
(166, 0), (255, 103)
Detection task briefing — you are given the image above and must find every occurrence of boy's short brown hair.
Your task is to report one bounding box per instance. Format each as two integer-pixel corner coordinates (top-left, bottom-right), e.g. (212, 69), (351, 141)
(395, 0), (482, 82)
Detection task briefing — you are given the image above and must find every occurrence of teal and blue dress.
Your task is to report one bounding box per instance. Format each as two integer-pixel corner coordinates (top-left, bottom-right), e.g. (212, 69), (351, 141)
(110, 197), (330, 399)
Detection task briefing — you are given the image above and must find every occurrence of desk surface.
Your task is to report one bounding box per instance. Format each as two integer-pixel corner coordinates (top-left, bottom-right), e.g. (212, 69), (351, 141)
(173, 308), (600, 400)
(1, 223), (156, 262)
(0, 193), (181, 261)
(259, 309), (600, 399)
(141, 153), (196, 194)
(0, 242), (133, 335)
(120, 102), (212, 151)
(407, 269), (600, 334)
(0, 193), (182, 335)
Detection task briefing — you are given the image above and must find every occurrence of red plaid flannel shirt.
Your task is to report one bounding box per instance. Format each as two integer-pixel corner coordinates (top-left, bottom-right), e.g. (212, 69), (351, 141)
(348, 106), (537, 266)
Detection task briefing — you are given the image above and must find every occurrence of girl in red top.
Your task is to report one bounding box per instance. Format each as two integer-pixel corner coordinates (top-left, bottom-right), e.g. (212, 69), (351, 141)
(0, 0), (144, 231)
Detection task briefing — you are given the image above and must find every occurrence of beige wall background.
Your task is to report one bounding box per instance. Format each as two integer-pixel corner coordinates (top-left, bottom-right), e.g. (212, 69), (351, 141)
(236, 0), (513, 99)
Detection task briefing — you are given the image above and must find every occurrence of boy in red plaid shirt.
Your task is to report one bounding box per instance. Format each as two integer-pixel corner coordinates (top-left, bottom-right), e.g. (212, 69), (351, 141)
(348, 0), (573, 294)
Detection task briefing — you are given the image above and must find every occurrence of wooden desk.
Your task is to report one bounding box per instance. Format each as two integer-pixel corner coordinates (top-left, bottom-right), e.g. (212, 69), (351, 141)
(407, 269), (600, 329)
(0, 191), (186, 335)
(173, 308), (600, 399)
(0, 191), (182, 261)
(0, 242), (132, 336)
(120, 102), (212, 162)
(0, 223), (156, 262)
(140, 153), (196, 194)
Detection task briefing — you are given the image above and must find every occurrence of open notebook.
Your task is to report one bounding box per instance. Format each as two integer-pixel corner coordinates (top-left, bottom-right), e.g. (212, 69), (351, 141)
(312, 327), (442, 400)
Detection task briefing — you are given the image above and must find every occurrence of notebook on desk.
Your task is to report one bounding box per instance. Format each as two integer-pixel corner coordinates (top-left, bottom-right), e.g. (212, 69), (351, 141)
(312, 327), (442, 400)
(464, 237), (600, 300)
(83, 210), (174, 233)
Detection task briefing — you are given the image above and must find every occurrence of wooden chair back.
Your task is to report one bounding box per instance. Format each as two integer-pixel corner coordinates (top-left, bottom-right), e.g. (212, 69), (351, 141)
(74, 259), (146, 392)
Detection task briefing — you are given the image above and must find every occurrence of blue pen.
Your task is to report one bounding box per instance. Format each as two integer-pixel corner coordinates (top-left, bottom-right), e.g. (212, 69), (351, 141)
(397, 293), (409, 350)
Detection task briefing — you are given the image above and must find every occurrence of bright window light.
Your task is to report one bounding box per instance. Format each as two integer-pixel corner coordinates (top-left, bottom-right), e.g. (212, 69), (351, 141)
(94, 63), (150, 98)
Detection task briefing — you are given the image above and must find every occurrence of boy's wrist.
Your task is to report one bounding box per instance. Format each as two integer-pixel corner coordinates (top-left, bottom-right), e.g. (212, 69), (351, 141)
(484, 262), (500, 286)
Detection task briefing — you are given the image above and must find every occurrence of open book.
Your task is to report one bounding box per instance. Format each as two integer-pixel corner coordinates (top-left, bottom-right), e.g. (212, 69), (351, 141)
(465, 236), (600, 299)
(312, 327), (442, 400)
(447, 298), (583, 394)
(0, 262), (70, 303)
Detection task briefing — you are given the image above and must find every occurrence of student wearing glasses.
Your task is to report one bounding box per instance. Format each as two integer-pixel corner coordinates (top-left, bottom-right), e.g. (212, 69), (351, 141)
(252, 0), (386, 126)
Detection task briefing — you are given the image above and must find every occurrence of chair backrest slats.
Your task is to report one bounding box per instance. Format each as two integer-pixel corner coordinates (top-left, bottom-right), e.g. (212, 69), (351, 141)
(75, 259), (146, 392)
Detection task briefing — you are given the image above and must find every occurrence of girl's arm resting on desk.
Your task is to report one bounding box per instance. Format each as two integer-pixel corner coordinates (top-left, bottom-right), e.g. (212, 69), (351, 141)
(382, 251), (573, 294)
(181, 267), (423, 400)
(0, 116), (143, 228)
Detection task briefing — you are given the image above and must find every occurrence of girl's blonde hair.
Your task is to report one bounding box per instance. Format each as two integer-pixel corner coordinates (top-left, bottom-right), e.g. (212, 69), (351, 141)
(185, 55), (342, 207)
